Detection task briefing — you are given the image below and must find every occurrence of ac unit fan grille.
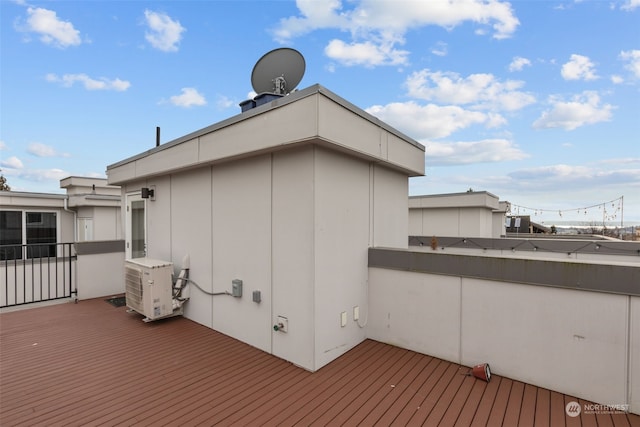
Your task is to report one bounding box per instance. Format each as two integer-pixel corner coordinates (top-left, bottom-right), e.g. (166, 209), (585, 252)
(125, 266), (143, 312)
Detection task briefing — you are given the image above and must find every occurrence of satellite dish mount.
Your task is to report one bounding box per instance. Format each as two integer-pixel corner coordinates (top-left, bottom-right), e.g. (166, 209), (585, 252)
(240, 48), (306, 112)
(273, 75), (287, 95)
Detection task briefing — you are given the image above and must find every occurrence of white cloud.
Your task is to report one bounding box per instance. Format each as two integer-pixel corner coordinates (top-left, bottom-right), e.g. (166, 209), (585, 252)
(13, 168), (70, 183)
(431, 41), (448, 57)
(621, 0), (640, 11)
(597, 157), (640, 166)
(425, 139), (529, 165)
(46, 73), (131, 91)
(533, 91), (614, 130)
(273, 0), (519, 67)
(619, 50), (640, 79)
(169, 88), (206, 108)
(508, 164), (640, 189)
(405, 69), (535, 111)
(0, 156), (24, 169)
(561, 54), (598, 81)
(216, 95), (234, 110)
(508, 56), (531, 72)
(366, 101), (500, 139)
(19, 7), (82, 48)
(0, 140), (7, 151)
(27, 142), (70, 158)
(144, 10), (185, 52)
(324, 39), (408, 67)
(611, 75), (624, 84)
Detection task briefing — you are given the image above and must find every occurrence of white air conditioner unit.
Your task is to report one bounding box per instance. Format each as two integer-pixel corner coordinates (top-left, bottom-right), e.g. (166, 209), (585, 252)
(125, 258), (175, 322)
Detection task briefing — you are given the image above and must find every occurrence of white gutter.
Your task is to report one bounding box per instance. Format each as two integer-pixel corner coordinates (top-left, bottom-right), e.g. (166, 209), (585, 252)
(63, 196), (77, 242)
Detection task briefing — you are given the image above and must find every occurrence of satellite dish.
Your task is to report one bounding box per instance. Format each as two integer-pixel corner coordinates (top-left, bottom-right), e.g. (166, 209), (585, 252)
(251, 48), (305, 95)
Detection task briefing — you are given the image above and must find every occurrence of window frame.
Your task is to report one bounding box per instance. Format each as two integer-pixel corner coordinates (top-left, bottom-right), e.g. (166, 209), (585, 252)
(0, 209), (60, 260)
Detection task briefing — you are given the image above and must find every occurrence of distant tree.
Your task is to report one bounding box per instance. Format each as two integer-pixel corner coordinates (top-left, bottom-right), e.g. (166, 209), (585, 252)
(0, 170), (10, 191)
(550, 225), (557, 235)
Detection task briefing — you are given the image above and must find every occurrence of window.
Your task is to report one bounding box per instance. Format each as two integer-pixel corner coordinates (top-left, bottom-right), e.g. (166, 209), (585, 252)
(0, 211), (57, 260)
(0, 211), (22, 260)
(26, 212), (57, 258)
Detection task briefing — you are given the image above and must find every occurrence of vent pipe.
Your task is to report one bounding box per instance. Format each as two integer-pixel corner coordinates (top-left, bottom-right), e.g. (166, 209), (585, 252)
(156, 126), (160, 147)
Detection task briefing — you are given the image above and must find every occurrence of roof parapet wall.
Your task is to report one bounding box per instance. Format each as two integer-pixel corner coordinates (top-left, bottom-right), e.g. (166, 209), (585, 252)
(107, 85), (425, 185)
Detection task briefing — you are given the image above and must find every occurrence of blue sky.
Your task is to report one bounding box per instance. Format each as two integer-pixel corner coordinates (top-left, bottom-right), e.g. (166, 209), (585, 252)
(1, 0), (639, 224)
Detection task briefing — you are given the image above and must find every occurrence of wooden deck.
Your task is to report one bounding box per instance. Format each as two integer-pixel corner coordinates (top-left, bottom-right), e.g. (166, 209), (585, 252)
(1, 298), (638, 426)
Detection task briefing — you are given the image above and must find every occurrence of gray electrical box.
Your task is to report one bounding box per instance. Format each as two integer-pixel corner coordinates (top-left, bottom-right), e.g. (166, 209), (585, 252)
(252, 290), (261, 303)
(231, 279), (243, 298)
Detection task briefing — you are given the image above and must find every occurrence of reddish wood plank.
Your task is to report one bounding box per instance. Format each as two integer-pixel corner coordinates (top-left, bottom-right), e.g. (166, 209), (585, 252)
(420, 365), (468, 425)
(502, 380), (525, 426)
(549, 390), (566, 427)
(339, 352), (429, 425)
(398, 363), (461, 426)
(439, 374), (476, 426)
(454, 379), (488, 426)
(579, 398), (599, 427)
(356, 353), (438, 425)
(518, 383), (539, 427)
(469, 372), (502, 427)
(374, 357), (444, 426)
(564, 395), (582, 427)
(1, 299), (639, 427)
(535, 387), (551, 427)
(305, 348), (417, 426)
(486, 377), (513, 426)
(628, 412), (640, 427)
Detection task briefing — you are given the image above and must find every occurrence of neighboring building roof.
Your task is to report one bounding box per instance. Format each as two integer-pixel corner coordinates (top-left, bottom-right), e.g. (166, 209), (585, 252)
(0, 178), (121, 209)
(60, 177), (121, 208)
(0, 190), (67, 208)
(506, 215), (551, 234)
(409, 191), (501, 210)
(107, 84), (426, 185)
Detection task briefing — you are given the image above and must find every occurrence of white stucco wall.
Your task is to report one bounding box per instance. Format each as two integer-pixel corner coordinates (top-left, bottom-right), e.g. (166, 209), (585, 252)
(169, 169), (213, 329)
(110, 86), (424, 372)
(631, 296), (640, 414)
(210, 156), (272, 353)
(373, 165), (409, 248)
(76, 251), (125, 299)
(122, 145), (410, 371)
(87, 207), (121, 241)
(314, 148), (370, 368)
(408, 192), (501, 238)
(368, 267), (638, 414)
(272, 148), (315, 369)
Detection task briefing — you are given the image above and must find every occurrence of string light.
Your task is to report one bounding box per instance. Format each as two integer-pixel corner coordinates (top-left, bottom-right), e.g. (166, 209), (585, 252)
(507, 196), (624, 225)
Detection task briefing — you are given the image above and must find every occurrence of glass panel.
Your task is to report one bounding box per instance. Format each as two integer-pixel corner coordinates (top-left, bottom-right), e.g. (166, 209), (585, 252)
(131, 200), (145, 258)
(26, 212), (56, 258)
(0, 211), (22, 260)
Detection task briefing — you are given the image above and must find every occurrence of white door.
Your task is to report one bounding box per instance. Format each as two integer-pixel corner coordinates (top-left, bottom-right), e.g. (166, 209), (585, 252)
(125, 193), (146, 259)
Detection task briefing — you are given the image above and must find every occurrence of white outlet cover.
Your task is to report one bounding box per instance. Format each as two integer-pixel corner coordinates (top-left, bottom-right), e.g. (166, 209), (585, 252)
(353, 306), (360, 321)
(341, 311), (347, 327)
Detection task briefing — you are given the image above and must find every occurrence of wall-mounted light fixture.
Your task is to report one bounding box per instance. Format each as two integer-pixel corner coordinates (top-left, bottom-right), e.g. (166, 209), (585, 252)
(141, 187), (155, 200)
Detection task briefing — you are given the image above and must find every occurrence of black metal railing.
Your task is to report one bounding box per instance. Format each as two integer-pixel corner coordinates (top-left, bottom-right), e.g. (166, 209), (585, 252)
(1, 243), (77, 308)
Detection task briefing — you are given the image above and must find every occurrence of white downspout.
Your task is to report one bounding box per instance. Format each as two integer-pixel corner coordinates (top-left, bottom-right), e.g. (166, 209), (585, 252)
(63, 196), (77, 242)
